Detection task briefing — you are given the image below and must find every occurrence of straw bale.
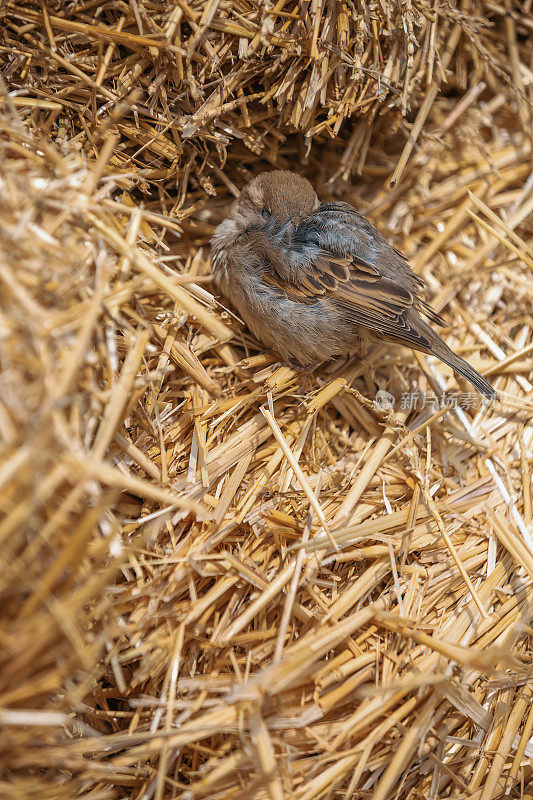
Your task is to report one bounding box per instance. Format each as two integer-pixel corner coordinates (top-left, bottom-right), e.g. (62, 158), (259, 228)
(0, 1), (532, 799)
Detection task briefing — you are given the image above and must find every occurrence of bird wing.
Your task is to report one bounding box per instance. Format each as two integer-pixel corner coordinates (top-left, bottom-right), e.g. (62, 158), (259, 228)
(263, 248), (435, 349)
(252, 201), (444, 350)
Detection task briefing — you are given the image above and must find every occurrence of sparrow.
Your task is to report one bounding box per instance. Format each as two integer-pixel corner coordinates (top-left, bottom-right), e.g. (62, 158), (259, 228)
(210, 170), (496, 398)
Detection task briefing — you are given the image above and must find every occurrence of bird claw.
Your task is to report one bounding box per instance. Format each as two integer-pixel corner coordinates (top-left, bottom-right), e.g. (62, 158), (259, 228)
(286, 358), (322, 374)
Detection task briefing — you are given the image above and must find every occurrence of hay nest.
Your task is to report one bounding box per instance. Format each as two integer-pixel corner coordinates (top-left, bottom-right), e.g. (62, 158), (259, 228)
(1, 1), (533, 799)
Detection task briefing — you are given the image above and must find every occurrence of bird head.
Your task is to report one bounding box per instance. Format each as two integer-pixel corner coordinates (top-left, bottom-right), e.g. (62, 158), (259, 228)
(232, 170), (319, 231)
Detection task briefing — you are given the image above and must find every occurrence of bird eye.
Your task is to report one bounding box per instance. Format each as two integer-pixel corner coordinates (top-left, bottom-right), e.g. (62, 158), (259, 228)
(261, 208), (271, 219)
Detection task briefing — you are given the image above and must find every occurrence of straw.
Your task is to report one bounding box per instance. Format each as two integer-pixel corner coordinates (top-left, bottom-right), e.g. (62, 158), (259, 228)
(1, 2), (532, 798)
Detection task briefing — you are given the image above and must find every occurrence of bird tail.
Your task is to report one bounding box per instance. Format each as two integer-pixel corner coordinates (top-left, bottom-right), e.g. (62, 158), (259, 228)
(397, 311), (498, 399)
(427, 338), (497, 399)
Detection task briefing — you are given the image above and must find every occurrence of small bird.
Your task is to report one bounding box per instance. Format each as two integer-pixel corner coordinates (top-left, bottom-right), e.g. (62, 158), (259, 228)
(211, 170), (496, 398)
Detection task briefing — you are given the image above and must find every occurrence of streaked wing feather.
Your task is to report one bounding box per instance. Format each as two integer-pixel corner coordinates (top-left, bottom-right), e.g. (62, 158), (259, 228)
(255, 206), (442, 347)
(414, 297), (446, 326)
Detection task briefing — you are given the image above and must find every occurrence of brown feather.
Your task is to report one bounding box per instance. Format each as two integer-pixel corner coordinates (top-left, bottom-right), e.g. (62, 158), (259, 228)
(211, 170), (496, 397)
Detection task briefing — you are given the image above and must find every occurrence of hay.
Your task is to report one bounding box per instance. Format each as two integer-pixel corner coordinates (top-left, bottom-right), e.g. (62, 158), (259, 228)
(0, 1), (533, 798)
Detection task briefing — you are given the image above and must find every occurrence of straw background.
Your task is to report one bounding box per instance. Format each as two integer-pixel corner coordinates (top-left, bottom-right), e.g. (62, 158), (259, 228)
(1, 1), (532, 798)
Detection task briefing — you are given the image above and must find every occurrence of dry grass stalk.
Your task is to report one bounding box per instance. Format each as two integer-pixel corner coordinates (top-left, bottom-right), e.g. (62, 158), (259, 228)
(0, 1), (533, 799)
